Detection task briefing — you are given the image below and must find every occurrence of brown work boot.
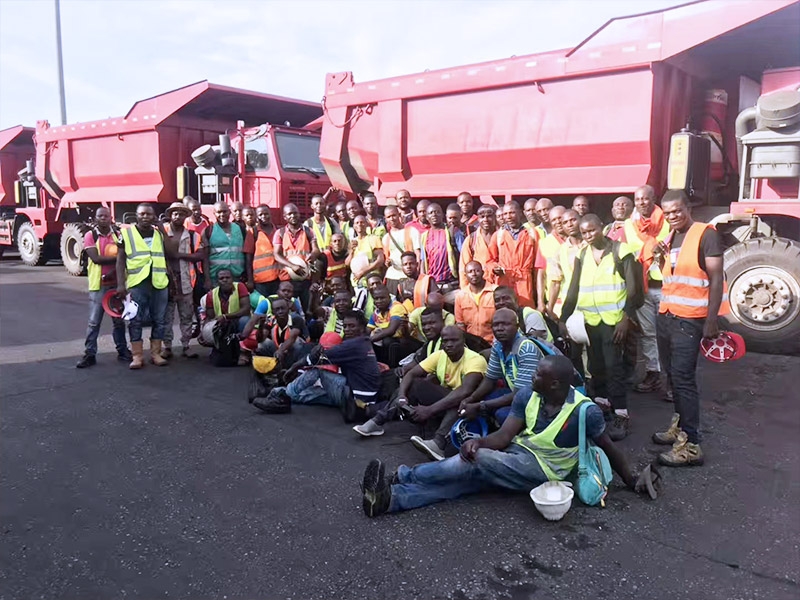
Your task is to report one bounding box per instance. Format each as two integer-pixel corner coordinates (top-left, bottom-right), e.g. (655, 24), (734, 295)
(652, 412), (681, 445)
(658, 431), (704, 467)
(150, 340), (169, 366)
(129, 341), (144, 370)
(634, 371), (662, 393)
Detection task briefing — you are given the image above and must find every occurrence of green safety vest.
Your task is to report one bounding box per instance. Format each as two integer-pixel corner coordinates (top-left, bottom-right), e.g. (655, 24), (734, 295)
(122, 226), (168, 289)
(325, 309), (344, 334)
(513, 390), (590, 480)
(208, 223), (245, 283)
(212, 286), (240, 316)
(521, 307), (553, 343)
(575, 243), (631, 327)
(87, 229), (119, 292)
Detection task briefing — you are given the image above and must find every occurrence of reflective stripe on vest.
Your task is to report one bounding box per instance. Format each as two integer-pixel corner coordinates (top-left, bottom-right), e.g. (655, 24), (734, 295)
(282, 226), (311, 258)
(306, 217), (334, 250)
(324, 250), (348, 280)
(253, 228), (278, 283)
(513, 390), (590, 480)
(498, 336), (536, 389)
(575, 244), (629, 327)
(208, 223), (245, 281)
(123, 226), (168, 289)
(212, 286), (240, 316)
(659, 222), (730, 318)
(87, 230), (119, 291)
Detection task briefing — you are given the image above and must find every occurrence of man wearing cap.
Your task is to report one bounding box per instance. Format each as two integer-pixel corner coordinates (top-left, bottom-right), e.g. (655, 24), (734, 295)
(77, 207), (131, 368)
(162, 202), (203, 359)
(116, 203), (172, 369)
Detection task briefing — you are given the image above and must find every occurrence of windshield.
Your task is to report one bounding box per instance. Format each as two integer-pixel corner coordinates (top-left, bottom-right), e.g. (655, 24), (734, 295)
(274, 132), (325, 173)
(244, 136), (270, 172)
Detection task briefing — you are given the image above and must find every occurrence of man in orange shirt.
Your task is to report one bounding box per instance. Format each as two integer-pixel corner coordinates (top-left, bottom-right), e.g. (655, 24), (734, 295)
(488, 202), (544, 308)
(455, 261), (496, 345)
(459, 204), (497, 288)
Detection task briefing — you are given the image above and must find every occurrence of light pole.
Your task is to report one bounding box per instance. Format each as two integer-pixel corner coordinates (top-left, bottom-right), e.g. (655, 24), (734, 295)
(55, 0), (67, 124)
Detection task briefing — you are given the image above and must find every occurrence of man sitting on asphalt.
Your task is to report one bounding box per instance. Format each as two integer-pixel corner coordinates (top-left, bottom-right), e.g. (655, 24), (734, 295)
(458, 308), (543, 425)
(353, 308), (447, 438)
(367, 285), (416, 368)
(394, 326), (487, 461)
(455, 261), (496, 346)
(241, 297), (310, 370)
(203, 269), (252, 365)
(253, 311), (381, 412)
(360, 355), (644, 517)
(408, 291), (456, 342)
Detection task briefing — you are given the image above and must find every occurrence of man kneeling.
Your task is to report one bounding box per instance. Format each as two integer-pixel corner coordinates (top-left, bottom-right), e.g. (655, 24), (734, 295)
(360, 355), (641, 516)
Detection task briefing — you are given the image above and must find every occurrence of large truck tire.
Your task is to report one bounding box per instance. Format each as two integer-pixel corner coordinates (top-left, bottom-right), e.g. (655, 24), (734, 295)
(60, 223), (86, 276)
(16, 222), (47, 266)
(723, 238), (800, 355)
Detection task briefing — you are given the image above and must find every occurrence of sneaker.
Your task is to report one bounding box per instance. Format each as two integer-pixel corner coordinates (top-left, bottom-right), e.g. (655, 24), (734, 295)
(353, 419), (385, 437)
(607, 413), (630, 441)
(253, 389), (292, 414)
(361, 459), (391, 517)
(652, 413), (681, 445)
(658, 431), (704, 467)
(593, 396), (612, 411)
(634, 371), (662, 393)
(410, 436), (445, 461)
(76, 354), (96, 369)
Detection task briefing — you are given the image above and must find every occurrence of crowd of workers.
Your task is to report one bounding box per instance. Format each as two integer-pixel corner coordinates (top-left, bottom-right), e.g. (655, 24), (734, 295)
(78, 185), (727, 517)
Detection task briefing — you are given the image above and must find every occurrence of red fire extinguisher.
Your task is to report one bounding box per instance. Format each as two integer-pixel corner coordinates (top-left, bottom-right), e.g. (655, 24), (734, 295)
(701, 89), (728, 181)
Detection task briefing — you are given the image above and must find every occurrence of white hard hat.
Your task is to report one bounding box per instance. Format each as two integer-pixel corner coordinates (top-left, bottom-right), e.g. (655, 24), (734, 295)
(199, 320), (219, 347)
(121, 294), (139, 321)
(565, 312), (590, 346)
(285, 255), (309, 281)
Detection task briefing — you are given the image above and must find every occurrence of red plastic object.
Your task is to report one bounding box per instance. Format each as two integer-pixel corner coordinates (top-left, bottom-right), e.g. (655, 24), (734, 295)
(102, 289), (125, 319)
(700, 332), (747, 363)
(320, 332), (343, 349)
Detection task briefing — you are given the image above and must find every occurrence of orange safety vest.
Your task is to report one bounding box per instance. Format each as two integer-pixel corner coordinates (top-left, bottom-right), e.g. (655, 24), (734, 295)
(278, 226), (311, 281)
(659, 222), (730, 319)
(325, 249), (348, 280)
(253, 227), (278, 283)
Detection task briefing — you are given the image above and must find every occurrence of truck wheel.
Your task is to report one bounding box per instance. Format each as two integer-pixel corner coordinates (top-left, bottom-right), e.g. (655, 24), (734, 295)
(16, 222), (47, 266)
(60, 223), (86, 276)
(723, 238), (800, 355)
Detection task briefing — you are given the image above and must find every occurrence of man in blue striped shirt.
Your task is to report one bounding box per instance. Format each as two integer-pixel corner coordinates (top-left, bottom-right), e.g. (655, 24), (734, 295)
(458, 308), (543, 425)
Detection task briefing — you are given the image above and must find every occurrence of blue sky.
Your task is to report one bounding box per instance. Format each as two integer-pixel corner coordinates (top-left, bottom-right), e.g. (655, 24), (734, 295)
(0, 0), (685, 129)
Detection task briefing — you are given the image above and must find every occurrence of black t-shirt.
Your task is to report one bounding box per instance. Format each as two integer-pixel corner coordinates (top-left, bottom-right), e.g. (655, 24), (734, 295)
(324, 335), (381, 394)
(670, 227), (723, 273)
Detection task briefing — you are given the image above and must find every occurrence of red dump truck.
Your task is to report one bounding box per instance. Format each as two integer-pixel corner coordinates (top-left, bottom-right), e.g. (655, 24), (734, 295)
(0, 80), (330, 274)
(320, 0), (800, 353)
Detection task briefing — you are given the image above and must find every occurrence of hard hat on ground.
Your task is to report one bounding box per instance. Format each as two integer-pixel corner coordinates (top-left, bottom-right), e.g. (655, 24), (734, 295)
(449, 417), (490, 450)
(199, 320), (219, 347)
(252, 356), (279, 374)
(700, 331), (746, 363)
(565, 312), (590, 346)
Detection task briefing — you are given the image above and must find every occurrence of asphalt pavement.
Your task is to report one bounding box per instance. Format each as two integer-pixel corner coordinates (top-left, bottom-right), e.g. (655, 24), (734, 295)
(1, 258), (798, 600)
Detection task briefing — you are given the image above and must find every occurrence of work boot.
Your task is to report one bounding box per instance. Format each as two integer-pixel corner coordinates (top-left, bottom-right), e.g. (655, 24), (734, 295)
(634, 371), (662, 393)
(361, 459), (391, 518)
(181, 345), (199, 359)
(129, 341), (144, 370)
(76, 354), (96, 369)
(253, 388), (292, 414)
(658, 431), (704, 467)
(150, 340), (168, 366)
(160, 344), (173, 360)
(607, 412), (630, 441)
(117, 348), (133, 362)
(652, 413), (681, 445)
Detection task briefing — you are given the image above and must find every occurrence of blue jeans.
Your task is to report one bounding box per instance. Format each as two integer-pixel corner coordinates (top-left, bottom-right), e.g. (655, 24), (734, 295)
(128, 280), (169, 342)
(85, 287), (128, 357)
(389, 444), (548, 512)
(279, 368), (348, 407)
(657, 313), (704, 443)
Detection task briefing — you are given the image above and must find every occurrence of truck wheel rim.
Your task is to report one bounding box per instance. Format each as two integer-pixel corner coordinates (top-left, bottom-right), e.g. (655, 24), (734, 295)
(730, 266), (800, 332)
(20, 231), (35, 258)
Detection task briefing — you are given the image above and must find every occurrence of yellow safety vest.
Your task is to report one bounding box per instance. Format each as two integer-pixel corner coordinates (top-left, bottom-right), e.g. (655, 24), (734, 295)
(513, 390), (590, 480)
(623, 218), (670, 281)
(122, 226), (168, 289)
(87, 229), (119, 292)
(575, 243), (631, 327)
(212, 286), (240, 316)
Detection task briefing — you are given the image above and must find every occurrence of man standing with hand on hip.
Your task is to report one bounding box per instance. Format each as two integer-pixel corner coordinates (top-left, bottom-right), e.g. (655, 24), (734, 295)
(652, 190), (728, 467)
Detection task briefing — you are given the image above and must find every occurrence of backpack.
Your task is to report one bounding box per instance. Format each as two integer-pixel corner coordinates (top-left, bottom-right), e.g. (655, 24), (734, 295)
(576, 402), (613, 507)
(209, 320), (241, 367)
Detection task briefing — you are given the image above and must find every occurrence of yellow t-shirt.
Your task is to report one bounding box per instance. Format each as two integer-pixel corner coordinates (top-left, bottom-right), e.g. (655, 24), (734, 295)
(419, 348), (487, 390)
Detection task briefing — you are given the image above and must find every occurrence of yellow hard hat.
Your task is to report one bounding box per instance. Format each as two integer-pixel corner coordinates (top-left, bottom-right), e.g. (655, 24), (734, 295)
(252, 356), (279, 374)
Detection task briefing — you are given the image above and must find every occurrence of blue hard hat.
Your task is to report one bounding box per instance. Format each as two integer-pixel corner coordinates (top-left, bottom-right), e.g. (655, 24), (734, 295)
(449, 417), (490, 450)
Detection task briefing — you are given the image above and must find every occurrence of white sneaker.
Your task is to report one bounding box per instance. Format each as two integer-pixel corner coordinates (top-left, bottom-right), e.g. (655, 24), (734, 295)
(410, 436), (445, 461)
(353, 419), (385, 437)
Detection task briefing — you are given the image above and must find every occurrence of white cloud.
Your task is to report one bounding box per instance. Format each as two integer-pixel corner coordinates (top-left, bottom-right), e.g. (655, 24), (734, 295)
(0, 0), (685, 128)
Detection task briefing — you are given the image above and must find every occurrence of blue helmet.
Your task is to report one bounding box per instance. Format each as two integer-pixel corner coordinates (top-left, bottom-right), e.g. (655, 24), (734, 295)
(449, 417), (490, 450)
